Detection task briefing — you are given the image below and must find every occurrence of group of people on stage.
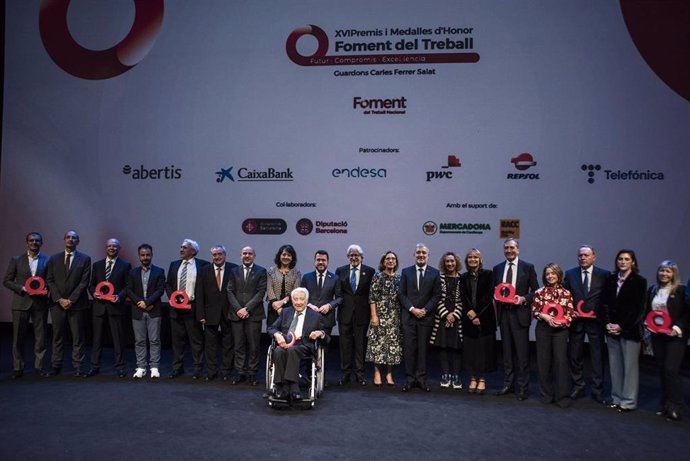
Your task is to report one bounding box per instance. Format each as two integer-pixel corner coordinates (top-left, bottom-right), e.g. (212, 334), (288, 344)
(4, 231), (689, 420)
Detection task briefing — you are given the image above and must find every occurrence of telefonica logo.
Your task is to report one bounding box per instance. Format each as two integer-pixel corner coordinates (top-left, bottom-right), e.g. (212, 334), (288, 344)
(580, 164), (664, 184)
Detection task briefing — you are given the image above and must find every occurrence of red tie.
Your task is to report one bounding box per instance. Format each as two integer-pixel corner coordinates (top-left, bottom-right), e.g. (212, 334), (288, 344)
(216, 266), (222, 290)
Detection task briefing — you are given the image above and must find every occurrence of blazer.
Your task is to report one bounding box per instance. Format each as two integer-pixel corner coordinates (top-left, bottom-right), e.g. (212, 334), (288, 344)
(165, 258), (210, 319)
(46, 250), (92, 310)
(226, 264), (267, 321)
(562, 265), (610, 322)
(267, 306), (329, 349)
(492, 259), (539, 328)
(89, 257), (132, 316)
(398, 265), (441, 327)
(335, 264), (375, 326)
(3, 252), (49, 311)
(127, 265), (166, 319)
(459, 269), (496, 337)
(196, 262), (238, 325)
(301, 270), (342, 328)
(602, 271), (647, 341)
(645, 284), (690, 337)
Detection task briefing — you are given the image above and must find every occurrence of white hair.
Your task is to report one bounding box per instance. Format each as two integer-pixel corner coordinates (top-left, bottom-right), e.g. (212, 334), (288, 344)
(182, 238), (200, 254)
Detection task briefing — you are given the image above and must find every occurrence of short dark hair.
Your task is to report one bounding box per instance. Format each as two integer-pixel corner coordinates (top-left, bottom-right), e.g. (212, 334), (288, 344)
(314, 250), (329, 259)
(138, 243), (153, 253)
(26, 232), (43, 242)
(274, 244), (297, 269)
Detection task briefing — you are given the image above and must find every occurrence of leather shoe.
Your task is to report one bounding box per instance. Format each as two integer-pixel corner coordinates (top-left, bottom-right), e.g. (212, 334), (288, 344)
(608, 403), (620, 410)
(591, 394), (605, 404)
(204, 374), (217, 382)
(418, 381), (431, 392)
(12, 370), (23, 379)
(274, 387), (287, 400)
(291, 392), (303, 401)
(48, 367), (61, 377)
(117, 370), (126, 379)
(248, 375), (258, 386)
(222, 374), (230, 382)
(192, 371), (202, 380)
(168, 369), (184, 379)
(74, 370), (87, 378)
(338, 375), (351, 386)
(516, 393), (528, 401)
(85, 368), (100, 378)
(570, 388), (585, 399)
(401, 383), (412, 392)
(495, 386), (514, 396)
(356, 377), (367, 386)
(617, 407), (634, 413)
(231, 375), (246, 385)
(35, 369), (48, 377)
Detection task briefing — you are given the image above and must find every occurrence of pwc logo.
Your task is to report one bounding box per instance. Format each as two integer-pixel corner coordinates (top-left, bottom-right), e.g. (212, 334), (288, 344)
(426, 155), (461, 181)
(507, 153), (539, 180)
(39, 0), (164, 80)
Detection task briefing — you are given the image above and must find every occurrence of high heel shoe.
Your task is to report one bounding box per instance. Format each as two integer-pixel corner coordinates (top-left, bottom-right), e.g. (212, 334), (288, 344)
(468, 377), (478, 394)
(476, 378), (486, 395)
(385, 373), (395, 386)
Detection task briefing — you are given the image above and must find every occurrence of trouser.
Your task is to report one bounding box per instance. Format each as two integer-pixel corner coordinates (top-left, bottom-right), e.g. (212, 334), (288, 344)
(50, 306), (85, 370)
(607, 336), (640, 409)
(12, 307), (48, 371)
(133, 313), (161, 369)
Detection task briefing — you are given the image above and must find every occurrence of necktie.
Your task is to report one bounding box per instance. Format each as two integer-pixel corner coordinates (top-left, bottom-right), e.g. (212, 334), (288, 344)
(506, 262), (514, 285)
(350, 267), (357, 292)
(289, 311), (302, 338)
(318, 273), (324, 290)
(244, 265), (250, 281)
(105, 260), (113, 280)
(583, 270), (589, 295)
(64, 252), (72, 271)
(216, 266), (222, 290)
(180, 261), (188, 291)
(418, 267), (424, 290)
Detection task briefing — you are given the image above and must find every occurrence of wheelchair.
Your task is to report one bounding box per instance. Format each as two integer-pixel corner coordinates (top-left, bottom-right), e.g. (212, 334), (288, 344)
(265, 338), (325, 408)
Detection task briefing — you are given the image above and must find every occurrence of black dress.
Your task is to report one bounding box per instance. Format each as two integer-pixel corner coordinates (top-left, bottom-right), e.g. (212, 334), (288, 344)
(460, 269), (497, 373)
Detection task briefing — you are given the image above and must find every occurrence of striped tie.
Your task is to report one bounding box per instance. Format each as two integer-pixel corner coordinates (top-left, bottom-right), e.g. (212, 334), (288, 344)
(105, 260), (113, 280)
(180, 261), (189, 292)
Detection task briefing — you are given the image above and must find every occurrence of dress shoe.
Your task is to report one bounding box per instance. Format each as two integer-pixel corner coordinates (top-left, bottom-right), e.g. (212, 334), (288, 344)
(222, 374), (230, 382)
(117, 370), (126, 378)
(274, 387), (287, 400)
(516, 393), (528, 401)
(291, 392), (303, 401)
(73, 370), (87, 378)
(192, 371), (202, 380)
(231, 374), (246, 385)
(417, 381), (431, 392)
(495, 386), (514, 396)
(356, 377), (367, 386)
(168, 369), (184, 379)
(204, 374), (217, 382)
(248, 375), (258, 386)
(617, 407), (635, 413)
(133, 368), (146, 379)
(85, 368), (100, 378)
(338, 375), (351, 386)
(401, 383), (412, 392)
(35, 369), (48, 377)
(556, 399), (571, 409)
(150, 368), (160, 379)
(12, 370), (23, 379)
(608, 403), (620, 410)
(570, 388), (585, 399)
(591, 394), (605, 404)
(48, 367), (61, 377)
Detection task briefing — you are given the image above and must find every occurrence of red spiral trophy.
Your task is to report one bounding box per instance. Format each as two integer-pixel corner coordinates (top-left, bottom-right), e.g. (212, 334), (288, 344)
(170, 290), (191, 309)
(494, 283), (518, 304)
(94, 281), (117, 302)
(284, 332), (297, 348)
(645, 310), (672, 335)
(542, 302), (567, 325)
(575, 299), (596, 319)
(24, 276), (48, 295)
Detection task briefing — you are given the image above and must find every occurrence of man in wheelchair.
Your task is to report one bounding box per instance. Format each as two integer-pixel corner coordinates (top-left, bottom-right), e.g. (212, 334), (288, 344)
(267, 287), (328, 401)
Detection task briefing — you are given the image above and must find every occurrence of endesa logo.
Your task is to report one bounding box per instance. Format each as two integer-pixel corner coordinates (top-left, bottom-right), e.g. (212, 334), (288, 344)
(332, 167), (387, 179)
(39, 0), (164, 80)
(122, 164), (181, 180)
(216, 166), (294, 183)
(507, 153), (539, 180)
(427, 155), (461, 181)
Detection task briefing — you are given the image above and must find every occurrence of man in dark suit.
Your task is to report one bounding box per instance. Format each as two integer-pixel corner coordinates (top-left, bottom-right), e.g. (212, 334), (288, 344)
(493, 238), (539, 400)
(562, 245), (610, 403)
(196, 245), (238, 381)
(301, 250), (342, 382)
(398, 243), (441, 392)
(267, 287), (328, 400)
(46, 230), (92, 376)
(3, 232), (49, 378)
(87, 238), (132, 378)
(335, 244), (375, 386)
(166, 238), (209, 379)
(226, 246), (267, 385)
(127, 243), (166, 378)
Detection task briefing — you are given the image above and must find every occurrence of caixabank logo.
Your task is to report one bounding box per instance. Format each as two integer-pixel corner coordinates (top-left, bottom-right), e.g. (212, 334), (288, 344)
(39, 0), (164, 80)
(215, 166), (294, 183)
(580, 164), (665, 184)
(507, 153), (539, 180)
(122, 164), (181, 180)
(286, 24), (480, 67)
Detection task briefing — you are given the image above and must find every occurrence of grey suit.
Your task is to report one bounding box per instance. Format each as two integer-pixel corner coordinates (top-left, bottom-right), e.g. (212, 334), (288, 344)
(3, 252), (49, 372)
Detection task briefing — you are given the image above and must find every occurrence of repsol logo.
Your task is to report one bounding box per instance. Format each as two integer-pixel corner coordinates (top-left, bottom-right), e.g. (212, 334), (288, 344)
(122, 164), (182, 180)
(332, 167), (387, 178)
(507, 173), (539, 180)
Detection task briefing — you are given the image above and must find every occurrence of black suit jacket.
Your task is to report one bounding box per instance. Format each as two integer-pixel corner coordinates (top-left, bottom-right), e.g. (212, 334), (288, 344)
(459, 269), (496, 337)
(46, 250), (92, 310)
(89, 258), (132, 316)
(563, 265), (610, 321)
(645, 284), (689, 336)
(398, 265), (441, 326)
(196, 262), (238, 325)
(127, 265), (166, 319)
(226, 264), (267, 321)
(602, 272), (647, 341)
(335, 264), (375, 326)
(165, 258), (210, 319)
(267, 306), (329, 349)
(301, 270), (342, 328)
(492, 259), (539, 328)
(3, 253), (49, 311)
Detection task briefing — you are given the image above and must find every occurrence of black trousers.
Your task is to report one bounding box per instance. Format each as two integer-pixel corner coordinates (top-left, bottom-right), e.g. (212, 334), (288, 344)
(170, 312), (204, 373)
(231, 319), (262, 375)
(536, 322), (569, 404)
(50, 306), (86, 370)
(272, 343), (313, 385)
(402, 320), (432, 384)
(568, 318), (605, 397)
(91, 312), (127, 371)
(203, 316), (234, 376)
(499, 308), (530, 394)
(652, 333), (687, 413)
(338, 321), (367, 378)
